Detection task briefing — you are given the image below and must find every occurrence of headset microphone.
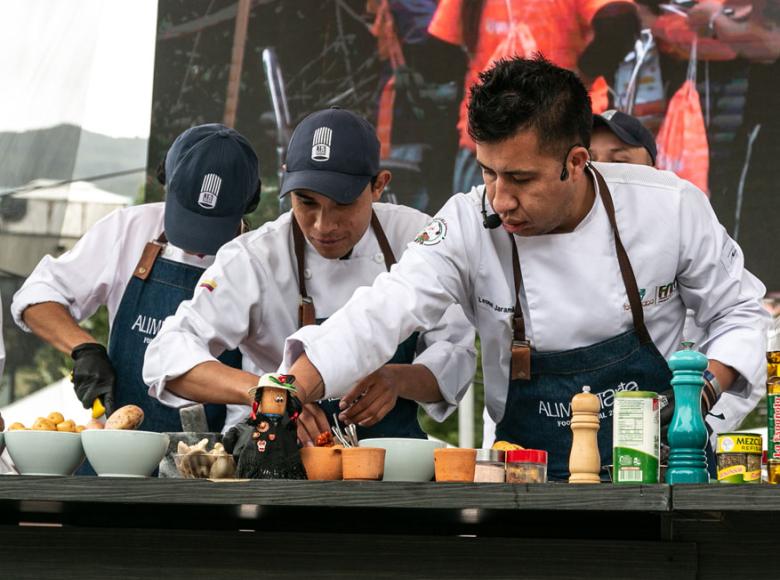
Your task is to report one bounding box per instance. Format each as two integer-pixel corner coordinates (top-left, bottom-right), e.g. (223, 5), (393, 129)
(483, 213), (502, 229)
(480, 188), (502, 229)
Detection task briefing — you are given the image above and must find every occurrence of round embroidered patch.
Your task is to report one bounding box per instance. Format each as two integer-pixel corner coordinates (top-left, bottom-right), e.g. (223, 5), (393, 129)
(414, 217), (447, 246)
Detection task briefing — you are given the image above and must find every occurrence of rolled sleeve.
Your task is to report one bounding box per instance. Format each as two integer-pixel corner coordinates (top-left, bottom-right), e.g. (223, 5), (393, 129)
(412, 305), (477, 421)
(11, 211), (126, 331)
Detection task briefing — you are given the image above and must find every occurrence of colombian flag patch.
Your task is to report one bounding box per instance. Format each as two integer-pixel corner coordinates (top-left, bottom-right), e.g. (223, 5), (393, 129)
(199, 279), (217, 292)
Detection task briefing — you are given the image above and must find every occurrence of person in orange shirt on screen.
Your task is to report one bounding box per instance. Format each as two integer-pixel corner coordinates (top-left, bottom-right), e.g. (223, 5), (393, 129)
(428, 0), (641, 195)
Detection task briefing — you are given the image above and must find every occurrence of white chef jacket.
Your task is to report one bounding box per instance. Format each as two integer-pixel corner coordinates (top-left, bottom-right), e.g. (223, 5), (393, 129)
(143, 203), (477, 429)
(0, 294), (5, 379)
(11, 203), (216, 332)
(283, 163), (769, 433)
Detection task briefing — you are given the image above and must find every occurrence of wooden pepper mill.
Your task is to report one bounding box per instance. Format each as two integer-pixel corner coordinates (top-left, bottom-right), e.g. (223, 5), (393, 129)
(569, 386), (602, 484)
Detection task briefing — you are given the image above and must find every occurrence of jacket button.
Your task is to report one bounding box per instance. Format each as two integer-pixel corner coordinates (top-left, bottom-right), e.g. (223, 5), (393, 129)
(373, 253), (384, 263)
(138, 267), (147, 274)
(303, 268), (312, 279)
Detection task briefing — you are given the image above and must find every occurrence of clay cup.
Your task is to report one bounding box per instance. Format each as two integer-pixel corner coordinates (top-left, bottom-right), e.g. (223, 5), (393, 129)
(434, 448), (476, 482)
(300, 446), (343, 481)
(341, 447), (386, 481)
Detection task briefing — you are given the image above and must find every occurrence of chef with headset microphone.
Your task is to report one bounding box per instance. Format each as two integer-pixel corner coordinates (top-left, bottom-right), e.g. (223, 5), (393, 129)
(279, 56), (768, 481)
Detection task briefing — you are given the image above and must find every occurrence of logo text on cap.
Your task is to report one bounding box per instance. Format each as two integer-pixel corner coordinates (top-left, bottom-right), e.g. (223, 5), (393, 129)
(198, 173), (222, 209)
(311, 127), (332, 162)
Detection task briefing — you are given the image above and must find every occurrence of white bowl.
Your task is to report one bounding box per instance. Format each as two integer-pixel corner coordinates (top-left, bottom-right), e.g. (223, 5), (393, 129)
(4, 430), (84, 476)
(359, 438), (445, 482)
(82, 430), (169, 477)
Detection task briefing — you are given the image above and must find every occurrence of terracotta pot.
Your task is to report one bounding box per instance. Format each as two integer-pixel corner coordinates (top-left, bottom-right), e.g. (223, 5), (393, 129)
(341, 447), (386, 481)
(434, 448), (476, 482)
(300, 447), (343, 481)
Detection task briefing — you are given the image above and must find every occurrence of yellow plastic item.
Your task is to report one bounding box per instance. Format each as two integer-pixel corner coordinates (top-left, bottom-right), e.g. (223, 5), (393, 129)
(92, 398), (106, 419)
(492, 440), (524, 451)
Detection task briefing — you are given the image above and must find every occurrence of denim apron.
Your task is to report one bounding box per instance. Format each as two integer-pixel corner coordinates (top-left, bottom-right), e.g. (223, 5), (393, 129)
(108, 234), (238, 433)
(495, 168), (705, 481)
(293, 214), (426, 440)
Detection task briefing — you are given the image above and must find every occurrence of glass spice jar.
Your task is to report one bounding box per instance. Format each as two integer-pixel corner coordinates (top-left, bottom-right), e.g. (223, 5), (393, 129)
(505, 449), (548, 484)
(474, 449), (506, 483)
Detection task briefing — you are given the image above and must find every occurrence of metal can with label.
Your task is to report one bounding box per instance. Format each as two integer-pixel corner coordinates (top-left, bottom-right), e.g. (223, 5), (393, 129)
(612, 391), (660, 484)
(767, 350), (780, 463)
(716, 433), (762, 484)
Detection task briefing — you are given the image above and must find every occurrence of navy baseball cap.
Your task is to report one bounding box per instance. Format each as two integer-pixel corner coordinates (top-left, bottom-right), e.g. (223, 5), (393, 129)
(164, 124), (259, 255)
(593, 110), (657, 165)
(280, 108), (380, 204)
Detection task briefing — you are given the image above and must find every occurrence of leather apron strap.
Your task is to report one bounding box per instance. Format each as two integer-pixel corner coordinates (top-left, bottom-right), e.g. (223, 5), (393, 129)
(508, 166), (652, 347)
(292, 211), (396, 328)
(133, 233), (168, 281)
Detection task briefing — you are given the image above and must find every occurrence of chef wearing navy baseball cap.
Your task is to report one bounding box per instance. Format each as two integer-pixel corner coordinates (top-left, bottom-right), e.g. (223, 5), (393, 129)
(12, 123), (260, 444)
(589, 110), (657, 166)
(144, 107), (476, 445)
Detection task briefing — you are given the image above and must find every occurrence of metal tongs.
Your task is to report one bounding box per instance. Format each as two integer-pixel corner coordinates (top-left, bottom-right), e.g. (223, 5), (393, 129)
(331, 414), (359, 448)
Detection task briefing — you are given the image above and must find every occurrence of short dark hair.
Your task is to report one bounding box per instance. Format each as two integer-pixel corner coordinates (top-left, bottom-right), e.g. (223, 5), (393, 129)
(467, 55), (593, 156)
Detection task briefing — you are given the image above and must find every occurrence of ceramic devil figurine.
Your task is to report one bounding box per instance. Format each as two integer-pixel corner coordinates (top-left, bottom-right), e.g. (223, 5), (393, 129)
(223, 373), (307, 479)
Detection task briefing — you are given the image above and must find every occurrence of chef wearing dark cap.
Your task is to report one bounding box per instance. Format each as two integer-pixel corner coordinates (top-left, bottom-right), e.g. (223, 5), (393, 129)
(144, 108), (475, 443)
(589, 110), (657, 167)
(12, 124), (260, 434)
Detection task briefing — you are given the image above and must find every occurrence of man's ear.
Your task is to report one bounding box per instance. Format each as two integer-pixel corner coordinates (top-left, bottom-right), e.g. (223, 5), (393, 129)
(371, 170), (392, 201)
(570, 146), (591, 179)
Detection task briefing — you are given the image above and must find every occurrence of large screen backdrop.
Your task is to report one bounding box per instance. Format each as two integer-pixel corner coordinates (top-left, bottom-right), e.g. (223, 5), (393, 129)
(148, 0), (778, 291)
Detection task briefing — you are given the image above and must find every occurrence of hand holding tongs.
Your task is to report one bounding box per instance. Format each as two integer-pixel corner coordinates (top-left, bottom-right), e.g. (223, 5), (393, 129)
(331, 414), (359, 448)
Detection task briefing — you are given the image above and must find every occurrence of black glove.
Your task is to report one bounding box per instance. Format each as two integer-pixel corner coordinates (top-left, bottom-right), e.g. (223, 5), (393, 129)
(71, 343), (116, 416)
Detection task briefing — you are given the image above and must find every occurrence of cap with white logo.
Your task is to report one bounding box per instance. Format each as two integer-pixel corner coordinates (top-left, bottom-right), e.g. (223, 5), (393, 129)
(280, 107), (380, 204)
(164, 123), (259, 255)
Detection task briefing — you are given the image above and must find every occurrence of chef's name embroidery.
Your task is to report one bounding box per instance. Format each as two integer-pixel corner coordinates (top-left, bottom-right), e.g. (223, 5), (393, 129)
(477, 296), (514, 313)
(538, 381), (639, 428)
(131, 314), (164, 343)
(414, 217), (447, 246)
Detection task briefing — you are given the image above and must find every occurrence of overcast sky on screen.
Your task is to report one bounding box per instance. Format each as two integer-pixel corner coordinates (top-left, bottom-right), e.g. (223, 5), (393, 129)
(0, 0), (158, 139)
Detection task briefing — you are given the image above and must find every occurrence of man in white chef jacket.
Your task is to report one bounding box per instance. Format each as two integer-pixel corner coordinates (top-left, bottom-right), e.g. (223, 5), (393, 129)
(143, 108), (476, 443)
(0, 295), (7, 473)
(485, 108), (756, 450)
(280, 57), (769, 480)
(0, 295), (10, 473)
(11, 124), (260, 437)
(0, 294), (5, 381)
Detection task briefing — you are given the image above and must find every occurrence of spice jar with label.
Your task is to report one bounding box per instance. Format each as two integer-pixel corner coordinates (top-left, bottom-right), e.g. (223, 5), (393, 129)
(474, 449), (506, 483)
(716, 433), (762, 484)
(505, 449), (548, 484)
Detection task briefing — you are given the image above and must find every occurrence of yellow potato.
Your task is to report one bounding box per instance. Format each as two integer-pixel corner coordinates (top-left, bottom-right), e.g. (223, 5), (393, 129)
(32, 418), (57, 431)
(56, 420), (77, 433)
(105, 405), (144, 430)
(492, 440), (524, 451)
(75, 425), (86, 433)
(47, 412), (65, 425)
(9, 422), (26, 431)
(84, 420), (105, 430)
